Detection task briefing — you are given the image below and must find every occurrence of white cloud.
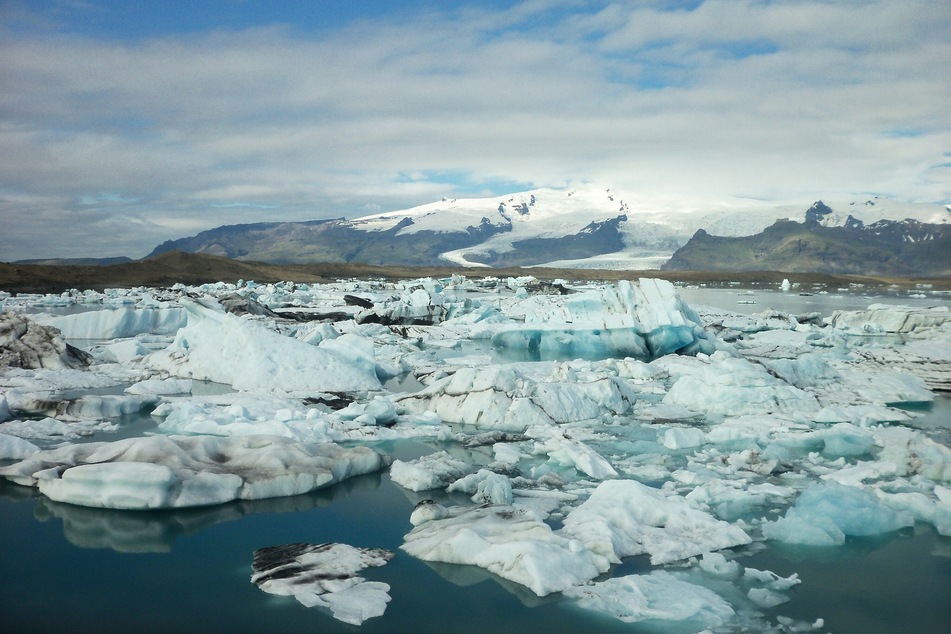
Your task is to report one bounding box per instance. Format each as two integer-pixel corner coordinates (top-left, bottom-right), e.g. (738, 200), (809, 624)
(0, 0), (948, 259)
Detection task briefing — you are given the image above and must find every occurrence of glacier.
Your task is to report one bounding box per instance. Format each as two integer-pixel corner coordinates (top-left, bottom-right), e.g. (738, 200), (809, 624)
(2, 276), (951, 631)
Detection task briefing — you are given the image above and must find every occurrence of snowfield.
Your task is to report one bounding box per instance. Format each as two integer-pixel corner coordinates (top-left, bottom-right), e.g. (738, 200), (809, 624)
(2, 276), (950, 629)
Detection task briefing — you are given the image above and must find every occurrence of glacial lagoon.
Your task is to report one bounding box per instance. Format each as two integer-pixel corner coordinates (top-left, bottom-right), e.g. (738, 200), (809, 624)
(1, 280), (949, 633)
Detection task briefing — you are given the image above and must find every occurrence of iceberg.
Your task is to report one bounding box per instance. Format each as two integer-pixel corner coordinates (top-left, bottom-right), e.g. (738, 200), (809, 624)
(146, 300), (381, 394)
(489, 279), (716, 361)
(251, 542), (394, 625)
(563, 570), (735, 626)
(762, 482), (914, 546)
(396, 365), (635, 432)
(660, 352), (819, 418)
(37, 306), (188, 339)
(401, 504), (609, 596)
(826, 304), (949, 334)
(0, 435), (390, 509)
(561, 479), (752, 565)
(389, 451), (475, 492)
(1, 312), (91, 370)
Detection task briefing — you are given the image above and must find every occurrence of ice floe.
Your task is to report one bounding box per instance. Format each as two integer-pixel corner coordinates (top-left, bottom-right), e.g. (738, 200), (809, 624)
(561, 479), (752, 565)
(401, 504), (609, 596)
(0, 435), (390, 509)
(251, 542), (394, 625)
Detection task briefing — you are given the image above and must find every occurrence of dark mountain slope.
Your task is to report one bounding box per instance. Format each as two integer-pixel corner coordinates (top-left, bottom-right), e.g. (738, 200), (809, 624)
(663, 218), (951, 277)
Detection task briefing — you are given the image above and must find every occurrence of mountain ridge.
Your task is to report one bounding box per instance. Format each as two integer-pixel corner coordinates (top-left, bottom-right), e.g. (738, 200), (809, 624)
(142, 187), (949, 275)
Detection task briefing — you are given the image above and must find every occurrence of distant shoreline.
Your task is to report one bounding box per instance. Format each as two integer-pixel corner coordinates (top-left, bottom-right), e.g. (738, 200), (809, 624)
(2, 251), (949, 295)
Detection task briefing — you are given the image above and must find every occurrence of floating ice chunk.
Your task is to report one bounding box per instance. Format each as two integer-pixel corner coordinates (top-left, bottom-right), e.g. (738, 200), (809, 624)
(662, 354), (818, 418)
(563, 570), (734, 626)
(154, 399), (304, 438)
(762, 482), (914, 546)
(0, 394), (9, 422)
(534, 433), (618, 480)
(63, 394), (158, 419)
(0, 433), (39, 459)
(97, 339), (151, 364)
(663, 427), (707, 450)
(409, 499), (449, 526)
(813, 405), (910, 427)
(562, 479), (751, 565)
(849, 340), (951, 392)
(251, 543), (394, 625)
(826, 304), (949, 334)
(447, 469), (514, 504)
(492, 279), (715, 361)
(685, 479), (796, 520)
(0, 435), (389, 509)
(817, 423), (876, 457)
(337, 396), (398, 426)
(490, 324), (650, 362)
(0, 312), (91, 370)
(146, 300), (381, 394)
(297, 322), (340, 345)
(389, 451), (474, 492)
(37, 306), (188, 339)
(706, 415), (804, 446)
(858, 426), (951, 483)
(401, 504), (609, 596)
(396, 365), (635, 432)
(697, 551), (741, 579)
(125, 378), (193, 396)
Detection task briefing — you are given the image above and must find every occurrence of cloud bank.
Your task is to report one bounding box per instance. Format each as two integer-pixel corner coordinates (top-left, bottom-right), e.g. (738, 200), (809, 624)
(1, 0), (948, 259)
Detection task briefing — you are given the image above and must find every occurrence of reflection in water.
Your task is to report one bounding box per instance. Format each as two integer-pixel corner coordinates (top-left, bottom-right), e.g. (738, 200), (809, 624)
(423, 560), (557, 608)
(33, 472), (383, 554)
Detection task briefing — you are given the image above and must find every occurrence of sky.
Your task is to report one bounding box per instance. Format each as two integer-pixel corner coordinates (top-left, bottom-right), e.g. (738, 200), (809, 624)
(1, 0), (949, 260)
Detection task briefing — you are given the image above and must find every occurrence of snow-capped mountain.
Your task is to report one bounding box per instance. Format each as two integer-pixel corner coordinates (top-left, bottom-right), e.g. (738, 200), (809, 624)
(148, 186), (950, 271)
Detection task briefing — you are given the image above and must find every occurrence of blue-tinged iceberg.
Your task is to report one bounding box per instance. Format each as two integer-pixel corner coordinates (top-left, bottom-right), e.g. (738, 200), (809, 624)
(489, 279), (716, 361)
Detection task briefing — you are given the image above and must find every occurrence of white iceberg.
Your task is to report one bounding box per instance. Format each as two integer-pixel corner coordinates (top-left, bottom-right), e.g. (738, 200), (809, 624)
(251, 542), (394, 625)
(561, 479), (752, 565)
(389, 450), (474, 492)
(146, 300), (381, 394)
(0, 434), (390, 509)
(563, 570), (735, 626)
(401, 504), (609, 596)
(37, 306), (188, 339)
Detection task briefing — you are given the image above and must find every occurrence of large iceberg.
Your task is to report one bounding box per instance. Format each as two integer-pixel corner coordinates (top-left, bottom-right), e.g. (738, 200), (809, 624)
(489, 279), (716, 361)
(146, 300), (382, 394)
(0, 435), (390, 509)
(36, 306), (188, 339)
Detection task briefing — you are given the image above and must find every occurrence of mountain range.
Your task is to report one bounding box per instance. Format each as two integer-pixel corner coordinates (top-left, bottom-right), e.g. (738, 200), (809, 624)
(12, 188), (949, 277)
(143, 188), (950, 276)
